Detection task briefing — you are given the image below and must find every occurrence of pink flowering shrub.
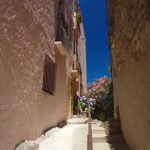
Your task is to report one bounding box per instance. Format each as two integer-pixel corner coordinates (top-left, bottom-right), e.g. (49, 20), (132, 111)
(80, 76), (113, 121)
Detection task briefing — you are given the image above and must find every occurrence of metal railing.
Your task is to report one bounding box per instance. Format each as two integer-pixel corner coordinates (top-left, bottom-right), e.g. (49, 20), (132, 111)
(56, 13), (72, 52)
(87, 99), (93, 150)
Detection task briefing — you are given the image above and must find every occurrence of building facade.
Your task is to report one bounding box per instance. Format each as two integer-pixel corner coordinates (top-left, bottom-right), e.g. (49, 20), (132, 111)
(77, 21), (87, 94)
(108, 0), (150, 150)
(0, 0), (87, 149)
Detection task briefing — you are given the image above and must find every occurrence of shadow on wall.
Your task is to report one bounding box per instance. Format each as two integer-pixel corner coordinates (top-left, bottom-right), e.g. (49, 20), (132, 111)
(104, 119), (130, 150)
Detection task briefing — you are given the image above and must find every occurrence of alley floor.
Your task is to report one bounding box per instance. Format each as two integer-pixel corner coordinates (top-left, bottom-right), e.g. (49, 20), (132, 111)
(39, 124), (88, 150)
(16, 118), (88, 150)
(16, 118), (129, 150)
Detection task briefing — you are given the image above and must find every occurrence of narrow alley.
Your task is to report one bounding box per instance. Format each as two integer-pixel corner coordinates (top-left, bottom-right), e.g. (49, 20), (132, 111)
(16, 117), (130, 150)
(0, 0), (150, 150)
(16, 118), (88, 150)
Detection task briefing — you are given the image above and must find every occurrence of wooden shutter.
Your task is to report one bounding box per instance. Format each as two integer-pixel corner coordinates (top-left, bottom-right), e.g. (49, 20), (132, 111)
(42, 55), (56, 95)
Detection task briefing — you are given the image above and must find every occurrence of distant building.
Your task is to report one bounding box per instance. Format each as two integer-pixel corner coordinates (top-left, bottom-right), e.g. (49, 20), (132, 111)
(77, 20), (87, 94)
(0, 0), (87, 149)
(108, 0), (150, 150)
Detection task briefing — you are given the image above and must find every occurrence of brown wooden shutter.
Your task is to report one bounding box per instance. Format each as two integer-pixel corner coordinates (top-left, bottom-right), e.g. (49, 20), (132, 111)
(42, 55), (56, 95)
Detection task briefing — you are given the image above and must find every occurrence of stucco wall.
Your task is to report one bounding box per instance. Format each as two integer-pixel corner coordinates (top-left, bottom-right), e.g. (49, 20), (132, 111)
(0, 0), (70, 149)
(77, 23), (87, 94)
(108, 0), (150, 150)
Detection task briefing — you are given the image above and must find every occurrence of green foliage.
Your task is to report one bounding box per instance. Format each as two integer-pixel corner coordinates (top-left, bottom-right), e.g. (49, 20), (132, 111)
(77, 14), (82, 24)
(84, 77), (114, 121)
(79, 96), (96, 112)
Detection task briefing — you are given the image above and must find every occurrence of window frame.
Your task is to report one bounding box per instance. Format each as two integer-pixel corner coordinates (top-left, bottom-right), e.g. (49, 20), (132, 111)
(42, 54), (56, 95)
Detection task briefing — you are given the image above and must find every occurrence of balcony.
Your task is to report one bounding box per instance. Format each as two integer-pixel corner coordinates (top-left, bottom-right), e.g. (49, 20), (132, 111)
(55, 13), (72, 55)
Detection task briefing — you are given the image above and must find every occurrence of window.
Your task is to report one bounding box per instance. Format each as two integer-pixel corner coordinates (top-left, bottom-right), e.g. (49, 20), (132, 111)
(42, 55), (56, 95)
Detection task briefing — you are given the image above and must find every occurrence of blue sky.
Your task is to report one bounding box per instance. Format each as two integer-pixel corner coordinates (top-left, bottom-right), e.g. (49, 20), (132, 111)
(79, 0), (111, 83)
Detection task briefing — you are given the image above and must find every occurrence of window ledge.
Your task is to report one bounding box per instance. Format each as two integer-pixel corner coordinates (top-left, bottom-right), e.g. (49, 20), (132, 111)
(55, 41), (66, 56)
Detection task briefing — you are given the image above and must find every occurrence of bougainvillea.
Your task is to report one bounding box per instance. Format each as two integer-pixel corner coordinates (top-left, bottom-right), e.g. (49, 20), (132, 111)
(80, 76), (113, 121)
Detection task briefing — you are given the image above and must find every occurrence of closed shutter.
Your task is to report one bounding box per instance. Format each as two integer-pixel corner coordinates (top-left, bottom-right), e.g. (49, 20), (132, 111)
(42, 55), (56, 95)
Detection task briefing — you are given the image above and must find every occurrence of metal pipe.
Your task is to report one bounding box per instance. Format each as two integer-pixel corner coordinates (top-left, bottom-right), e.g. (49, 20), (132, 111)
(87, 99), (93, 150)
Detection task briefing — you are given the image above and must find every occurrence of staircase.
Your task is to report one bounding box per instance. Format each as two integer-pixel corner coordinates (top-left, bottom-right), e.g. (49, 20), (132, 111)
(67, 115), (88, 125)
(92, 120), (111, 150)
(105, 119), (130, 150)
(92, 119), (130, 150)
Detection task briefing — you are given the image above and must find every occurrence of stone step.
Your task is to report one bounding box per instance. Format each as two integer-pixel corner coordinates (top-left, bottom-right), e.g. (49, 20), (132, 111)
(92, 134), (125, 144)
(92, 123), (104, 127)
(107, 119), (121, 127)
(109, 122), (121, 128)
(72, 115), (87, 118)
(67, 117), (88, 125)
(105, 121), (122, 135)
(109, 127), (122, 135)
(110, 143), (130, 150)
(91, 120), (102, 126)
(100, 119), (130, 149)
(92, 133), (107, 143)
(92, 126), (105, 134)
(106, 134), (125, 143)
(93, 142), (112, 150)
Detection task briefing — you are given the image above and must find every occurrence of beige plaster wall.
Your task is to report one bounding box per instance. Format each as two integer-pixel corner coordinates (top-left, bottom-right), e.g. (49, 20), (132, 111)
(108, 0), (150, 149)
(0, 0), (70, 149)
(77, 23), (87, 94)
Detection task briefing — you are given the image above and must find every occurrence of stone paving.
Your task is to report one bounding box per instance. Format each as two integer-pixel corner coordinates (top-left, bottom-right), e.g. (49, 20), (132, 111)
(39, 124), (88, 150)
(16, 118), (129, 150)
(16, 118), (88, 150)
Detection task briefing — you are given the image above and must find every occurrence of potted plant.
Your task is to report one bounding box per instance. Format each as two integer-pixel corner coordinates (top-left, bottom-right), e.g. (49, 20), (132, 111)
(79, 96), (96, 117)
